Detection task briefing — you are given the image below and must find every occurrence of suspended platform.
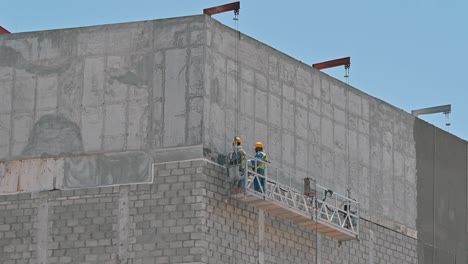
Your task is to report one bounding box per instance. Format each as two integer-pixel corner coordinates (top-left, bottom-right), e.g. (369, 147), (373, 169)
(226, 155), (359, 241)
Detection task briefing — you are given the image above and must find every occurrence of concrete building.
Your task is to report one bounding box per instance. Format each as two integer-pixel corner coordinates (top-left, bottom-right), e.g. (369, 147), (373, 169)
(0, 14), (466, 263)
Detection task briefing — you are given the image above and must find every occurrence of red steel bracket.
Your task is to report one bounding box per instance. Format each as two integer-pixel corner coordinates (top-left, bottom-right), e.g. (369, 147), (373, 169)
(0, 26), (10, 34)
(204, 1), (240, 16)
(312, 57), (351, 70)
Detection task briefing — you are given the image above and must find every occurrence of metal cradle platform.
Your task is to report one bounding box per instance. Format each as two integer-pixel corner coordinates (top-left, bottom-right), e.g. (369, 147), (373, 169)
(226, 155), (359, 241)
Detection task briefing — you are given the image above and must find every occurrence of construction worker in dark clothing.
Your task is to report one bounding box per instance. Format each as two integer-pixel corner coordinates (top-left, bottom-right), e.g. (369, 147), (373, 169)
(250, 142), (268, 193)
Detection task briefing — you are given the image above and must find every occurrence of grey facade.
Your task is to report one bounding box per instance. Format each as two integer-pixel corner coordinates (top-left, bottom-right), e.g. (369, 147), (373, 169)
(0, 14), (466, 263)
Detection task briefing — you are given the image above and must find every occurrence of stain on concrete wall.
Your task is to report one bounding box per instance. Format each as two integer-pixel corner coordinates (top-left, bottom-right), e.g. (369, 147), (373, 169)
(22, 114), (83, 157)
(63, 151), (152, 189)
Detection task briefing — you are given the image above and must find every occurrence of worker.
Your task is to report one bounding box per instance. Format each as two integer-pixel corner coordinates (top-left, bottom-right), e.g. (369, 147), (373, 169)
(227, 136), (246, 187)
(250, 142), (268, 193)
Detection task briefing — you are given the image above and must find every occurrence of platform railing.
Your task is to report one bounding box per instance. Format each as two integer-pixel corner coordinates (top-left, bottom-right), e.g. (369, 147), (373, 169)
(226, 153), (359, 238)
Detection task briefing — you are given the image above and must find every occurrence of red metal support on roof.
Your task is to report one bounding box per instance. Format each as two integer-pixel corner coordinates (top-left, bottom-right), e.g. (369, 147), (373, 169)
(203, 1), (240, 16)
(312, 57), (351, 70)
(0, 26), (11, 34)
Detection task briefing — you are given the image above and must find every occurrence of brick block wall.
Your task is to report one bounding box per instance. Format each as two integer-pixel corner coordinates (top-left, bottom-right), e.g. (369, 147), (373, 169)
(0, 159), (417, 264)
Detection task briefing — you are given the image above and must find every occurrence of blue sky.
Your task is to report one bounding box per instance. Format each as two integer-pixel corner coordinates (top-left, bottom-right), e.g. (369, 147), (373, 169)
(2, 0), (467, 140)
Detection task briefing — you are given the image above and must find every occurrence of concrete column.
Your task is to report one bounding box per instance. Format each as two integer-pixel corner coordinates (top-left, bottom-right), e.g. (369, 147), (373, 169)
(316, 233), (321, 264)
(37, 196), (48, 264)
(118, 187), (129, 262)
(258, 210), (265, 264)
(369, 229), (374, 264)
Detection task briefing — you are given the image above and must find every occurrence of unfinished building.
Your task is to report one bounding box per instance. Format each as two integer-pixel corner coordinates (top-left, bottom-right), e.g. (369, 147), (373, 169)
(0, 13), (466, 264)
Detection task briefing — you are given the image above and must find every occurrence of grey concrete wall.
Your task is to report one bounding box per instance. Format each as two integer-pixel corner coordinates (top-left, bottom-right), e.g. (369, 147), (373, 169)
(202, 16), (417, 232)
(0, 16), (205, 161)
(0, 16), (209, 190)
(0, 159), (418, 264)
(1, 15), (418, 234)
(415, 119), (468, 263)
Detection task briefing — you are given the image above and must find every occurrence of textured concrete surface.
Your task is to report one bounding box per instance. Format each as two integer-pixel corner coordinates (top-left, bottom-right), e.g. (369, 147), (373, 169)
(415, 119), (468, 263)
(0, 16), (205, 161)
(0, 159), (418, 264)
(202, 17), (417, 231)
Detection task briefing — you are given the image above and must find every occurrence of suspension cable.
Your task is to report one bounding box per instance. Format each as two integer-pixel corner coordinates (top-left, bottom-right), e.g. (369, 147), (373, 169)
(234, 10), (240, 137)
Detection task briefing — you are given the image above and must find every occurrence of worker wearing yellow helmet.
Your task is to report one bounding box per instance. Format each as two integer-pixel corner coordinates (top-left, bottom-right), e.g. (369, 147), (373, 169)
(250, 141), (269, 193)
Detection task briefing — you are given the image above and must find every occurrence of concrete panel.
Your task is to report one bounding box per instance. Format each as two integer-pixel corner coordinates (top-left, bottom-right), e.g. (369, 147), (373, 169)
(254, 121), (268, 148)
(81, 106), (103, 152)
(282, 84), (294, 102)
(19, 158), (64, 192)
(127, 103), (149, 149)
(358, 134), (370, 166)
(226, 75), (237, 110)
(321, 149), (334, 187)
(37, 30), (78, 60)
(14, 77), (35, 113)
(0, 80), (12, 113)
(107, 22), (152, 53)
(348, 92), (361, 117)
(321, 78), (330, 103)
(0, 65), (12, 81)
(311, 74), (321, 99)
(11, 114), (33, 156)
(188, 47), (204, 97)
(104, 104), (126, 136)
(56, 60), (83, 124)
(308, 111), (320, 145)
(268, 94), (281, 128)
(295, 106), (307, 139)
(333, 123), (346, 155)
(295, 89), (308, 110)
(334, 155), (347, 195)
(309, 96), (320, 115)
(282, 100), (294, 133)
(240, 83), (254, 116)
(187, 97), (203, 145)
(255, 89), (267, 121)
(36, 75), (58, 110)
(3, 37), (39, 63)
(0, 158), (64, 194)
(321, 117), (333, 150)
(238, 39), (269, 75)
(321, 101), (333, 119)
(0, 161), (18, 193)
(0, 114), (10, 159)
(268, 127), (281, 162)
(295, 66), (312, 94)
(281, 133), (294, 165)
(308, 144), (321, 177)
(334, 107), (346, 124)
(83, 57), (105, 107)
(295, 139), (307, 170)
(255, 72), (267, 92)
(240, 67), (254, 84)
(269, 79), (281, 96)
(153, 18), (190, 50)
(163, 49), (187, 147)
(330, 83), (345, 109)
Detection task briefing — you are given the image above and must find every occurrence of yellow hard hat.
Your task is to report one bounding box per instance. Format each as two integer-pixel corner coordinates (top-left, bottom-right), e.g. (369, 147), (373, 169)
(255, 142), (264, 149)
(232, 136), (242, 144)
